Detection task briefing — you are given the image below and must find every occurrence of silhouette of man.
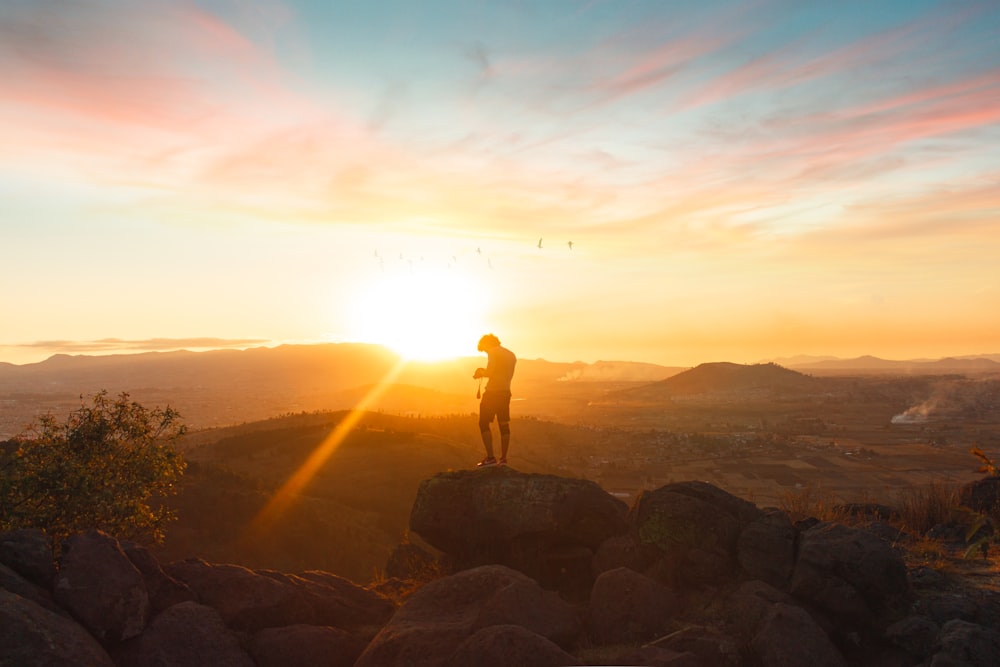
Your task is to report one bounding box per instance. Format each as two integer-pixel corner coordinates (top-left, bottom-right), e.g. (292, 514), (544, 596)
(473, 334), (516, 467)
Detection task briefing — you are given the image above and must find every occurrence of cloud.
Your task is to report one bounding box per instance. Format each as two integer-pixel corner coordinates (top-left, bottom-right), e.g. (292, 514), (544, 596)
(12, 337), (271, 354)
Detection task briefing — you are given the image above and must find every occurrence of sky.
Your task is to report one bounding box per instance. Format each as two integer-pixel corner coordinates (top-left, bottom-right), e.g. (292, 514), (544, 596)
(1, 0), (999, 367)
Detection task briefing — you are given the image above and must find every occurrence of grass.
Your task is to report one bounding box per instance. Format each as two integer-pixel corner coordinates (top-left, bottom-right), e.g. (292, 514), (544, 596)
(892, 481), (961, 536)
(777, 484), (849, 523)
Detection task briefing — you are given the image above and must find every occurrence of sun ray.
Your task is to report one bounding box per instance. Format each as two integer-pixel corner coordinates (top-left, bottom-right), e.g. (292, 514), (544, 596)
(244, 357), (408, 539)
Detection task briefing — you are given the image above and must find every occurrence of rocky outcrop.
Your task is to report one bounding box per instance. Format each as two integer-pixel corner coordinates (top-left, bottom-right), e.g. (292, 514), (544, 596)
(0, 529), (394, 666)
(409, 467), (627, 597)
(2, 471), (997, 667)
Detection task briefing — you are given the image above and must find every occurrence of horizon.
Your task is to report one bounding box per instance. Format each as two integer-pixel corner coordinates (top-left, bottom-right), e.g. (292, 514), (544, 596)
(2, 1), (999, 367)
(2, 339), (1000, 370)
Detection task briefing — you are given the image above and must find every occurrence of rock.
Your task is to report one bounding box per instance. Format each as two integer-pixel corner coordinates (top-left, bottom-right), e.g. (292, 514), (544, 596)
(409, 468), (627, 592)
(591, 532), (657, 576)
(959, 477), (1000, 515)
(909, 565), (948, 589)
(164, 559), (304, 632)
(724, 579), (795, 642)
(0, 588), (115, 666)
(737, 509), (796, 590)
(885, 615), (939, 658)
(120, 541), (195, 612)
(629, 481), (759, 587)
(934, 619), (1000, 667)
(790, 521), (909, 623)
(474, 576), (581, 649)
(609, 645), (701, 666)
(165, 560), (393, 633)
(54, 530), (151, 643)
(0, 561), (65, 616)
(264, 570), (395, 629)
(443, 624), (580, 667)
(248, 624), (368, 667)
(587, 566), (678, 645)
(385, 541), (439, 580)
(115, 601), (254, 667)
(356, 564), (580, 667)
(751, 603), (848, 667)
(922, 592), (981, 625)
(0, 528), (56, 588)
(651, 625), (741, 667)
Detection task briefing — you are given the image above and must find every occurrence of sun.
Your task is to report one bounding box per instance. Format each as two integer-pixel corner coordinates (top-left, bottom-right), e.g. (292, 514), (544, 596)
(349, 267), (490, 361)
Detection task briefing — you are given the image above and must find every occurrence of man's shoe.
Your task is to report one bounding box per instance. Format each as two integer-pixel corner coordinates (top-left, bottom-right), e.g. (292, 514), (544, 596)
(477, 457), (498, 467)
(498, 458), (508, 466)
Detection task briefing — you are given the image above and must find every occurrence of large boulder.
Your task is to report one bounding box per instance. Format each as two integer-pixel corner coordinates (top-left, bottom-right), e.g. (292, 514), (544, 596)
(289, 569), (395, 628)
(0, 528), (56, 588)
(791, 521), (909, 623)
(629, 481), (762, 587)
(587, 566), (679, 645)
(120, 541), (195, 612)
(648, 625), (741, 667)
(0, 588), (115, 666)
(409, 468), (627, 593)
(0, 561), (65, 616)
(443, 624), (580, 667)
(885, 615), (940, 659)
(115, 601), (254, 667)
(355, 564), (582, 667)
(164, 560), (306, 632)
(723, 579), (796, 643)
(737, 509), (797, 590)
(934, 619), (1000, 667)
(751, 603), (847, 667)
(163, 559), (393, 633)
(54, 530), (151, 643)
(248, 624), (368, 667)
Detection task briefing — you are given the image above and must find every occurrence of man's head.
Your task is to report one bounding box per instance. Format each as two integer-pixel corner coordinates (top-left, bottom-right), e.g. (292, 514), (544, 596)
(477, 334), (500, 352)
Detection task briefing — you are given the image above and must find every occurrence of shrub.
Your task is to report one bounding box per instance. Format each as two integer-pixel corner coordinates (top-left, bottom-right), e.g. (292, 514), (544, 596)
(0, 391), (186, 544)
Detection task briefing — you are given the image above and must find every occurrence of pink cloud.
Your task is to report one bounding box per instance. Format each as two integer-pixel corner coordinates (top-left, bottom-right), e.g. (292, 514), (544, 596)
(0, 1), (354, 174)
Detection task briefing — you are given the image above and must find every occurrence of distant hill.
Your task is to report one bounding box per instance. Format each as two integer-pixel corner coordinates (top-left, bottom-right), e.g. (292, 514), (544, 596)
(787, 355), (1000, 375)
(611, 362), (818, 402)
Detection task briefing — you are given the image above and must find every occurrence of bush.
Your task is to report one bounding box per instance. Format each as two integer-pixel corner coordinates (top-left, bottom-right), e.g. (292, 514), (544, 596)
(0, 391), (186, 544)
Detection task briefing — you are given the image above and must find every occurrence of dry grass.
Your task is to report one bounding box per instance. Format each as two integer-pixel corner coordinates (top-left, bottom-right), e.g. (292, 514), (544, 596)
(892, 481), (961, 536)
(777, 484), (849, 523)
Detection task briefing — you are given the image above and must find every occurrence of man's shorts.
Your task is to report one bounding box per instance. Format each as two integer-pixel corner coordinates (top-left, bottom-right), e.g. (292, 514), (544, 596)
(479, 390), (512, 427)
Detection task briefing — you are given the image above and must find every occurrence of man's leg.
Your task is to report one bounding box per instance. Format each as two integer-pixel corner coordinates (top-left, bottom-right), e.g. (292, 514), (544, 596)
(499, 421), (510, 460)
(480, 424), (495, 459)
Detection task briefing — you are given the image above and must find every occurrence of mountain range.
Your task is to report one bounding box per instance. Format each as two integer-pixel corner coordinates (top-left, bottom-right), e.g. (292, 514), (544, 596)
(1, 343), (998, 436)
